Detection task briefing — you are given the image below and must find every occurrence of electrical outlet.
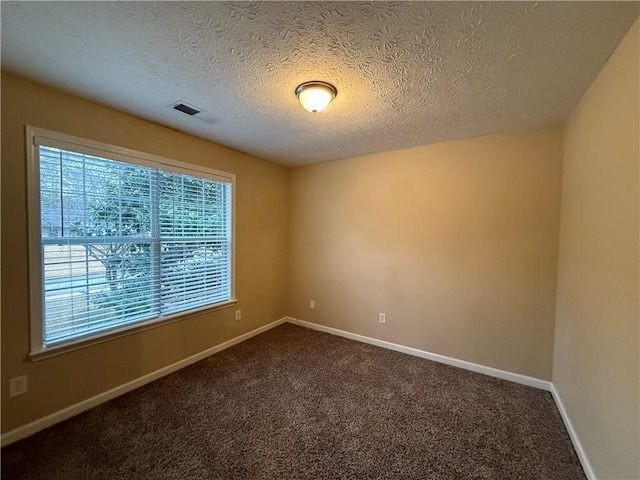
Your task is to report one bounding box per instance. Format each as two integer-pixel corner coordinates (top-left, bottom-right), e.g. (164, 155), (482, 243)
(235, 309), (241, 321)
(379, 313), (386, 324)
(309, 300), (315, 309)
(9, 376), (28, 397)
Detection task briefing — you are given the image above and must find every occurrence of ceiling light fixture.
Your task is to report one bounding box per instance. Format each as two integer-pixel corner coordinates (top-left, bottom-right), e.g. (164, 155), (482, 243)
(295, 81), (337, 114)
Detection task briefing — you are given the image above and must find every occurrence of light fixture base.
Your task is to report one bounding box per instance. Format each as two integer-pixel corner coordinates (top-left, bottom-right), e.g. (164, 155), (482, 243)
(295, 81), (338, 114)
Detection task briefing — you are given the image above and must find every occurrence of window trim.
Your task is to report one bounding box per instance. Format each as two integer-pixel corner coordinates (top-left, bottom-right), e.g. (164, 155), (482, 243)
(26, 126), (237, 359)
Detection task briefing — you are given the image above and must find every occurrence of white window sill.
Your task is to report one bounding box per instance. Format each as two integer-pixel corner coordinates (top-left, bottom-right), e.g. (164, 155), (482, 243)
(29, 299), (238, 361)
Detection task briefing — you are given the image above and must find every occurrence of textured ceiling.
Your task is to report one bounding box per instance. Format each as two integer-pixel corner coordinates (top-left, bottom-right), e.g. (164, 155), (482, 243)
(2, 2), (638, 166)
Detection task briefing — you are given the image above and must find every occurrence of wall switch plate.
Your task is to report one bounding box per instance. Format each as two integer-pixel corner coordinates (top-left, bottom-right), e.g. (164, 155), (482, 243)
(235, 309), (242, 321)
(309, 300), (315, 309)
(9, 376), (28, 397)
(379, 313), (386, 324)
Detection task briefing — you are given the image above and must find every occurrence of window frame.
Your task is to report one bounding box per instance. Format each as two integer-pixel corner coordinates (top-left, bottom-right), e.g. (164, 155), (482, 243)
(26, 126), (237, 359)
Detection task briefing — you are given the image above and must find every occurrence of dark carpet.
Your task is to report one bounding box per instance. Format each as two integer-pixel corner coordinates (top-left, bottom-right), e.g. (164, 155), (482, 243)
(2, 323), (585, 480)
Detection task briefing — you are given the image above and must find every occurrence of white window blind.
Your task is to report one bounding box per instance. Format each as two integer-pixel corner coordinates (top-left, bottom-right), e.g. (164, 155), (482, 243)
(158, 170), (232, 315)
(30, 128), (234, 352)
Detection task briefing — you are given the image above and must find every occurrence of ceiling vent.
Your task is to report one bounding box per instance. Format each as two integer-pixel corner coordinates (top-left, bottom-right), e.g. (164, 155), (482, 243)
(170, 101), (222, 125)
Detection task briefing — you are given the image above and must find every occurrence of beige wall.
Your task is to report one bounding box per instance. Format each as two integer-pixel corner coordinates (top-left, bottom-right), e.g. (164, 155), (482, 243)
(554, 18), (639, 480)
(289, 125), (563, 380)
(1, 72), (289, 433)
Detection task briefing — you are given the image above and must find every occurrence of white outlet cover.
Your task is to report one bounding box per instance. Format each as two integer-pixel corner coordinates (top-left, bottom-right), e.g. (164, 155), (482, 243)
(235, 309), (241, 320)
(310, 300), (315, 309)
(379, 313), (387, 324)
(9, 375), (28, 397)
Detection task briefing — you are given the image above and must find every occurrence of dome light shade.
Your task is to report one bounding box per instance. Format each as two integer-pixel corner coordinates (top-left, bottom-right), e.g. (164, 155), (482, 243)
(295, 81), (337, 114)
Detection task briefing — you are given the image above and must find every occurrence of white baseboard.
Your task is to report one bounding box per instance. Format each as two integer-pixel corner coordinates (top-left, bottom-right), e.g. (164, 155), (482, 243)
(287, 318), (599, 476)
(1, 317), (288, 447)
(287, 318), (552, 391)
(550, 385), (596, 480)
(3, 315), (593, 480)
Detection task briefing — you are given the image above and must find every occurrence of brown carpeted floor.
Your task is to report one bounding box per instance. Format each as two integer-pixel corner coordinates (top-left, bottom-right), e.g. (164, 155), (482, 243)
(2, 323), (585, 480)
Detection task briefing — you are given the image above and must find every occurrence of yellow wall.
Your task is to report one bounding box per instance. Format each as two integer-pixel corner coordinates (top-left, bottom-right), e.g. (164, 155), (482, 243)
(554, 18), (639, 480)
(1, 72), (290, 432)
(289, 125), (563, 380)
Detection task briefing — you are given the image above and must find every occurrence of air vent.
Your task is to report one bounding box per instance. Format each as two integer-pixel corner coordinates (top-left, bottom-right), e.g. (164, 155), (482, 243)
(174, 103), (199, 115)
(169, 100), (222, 125)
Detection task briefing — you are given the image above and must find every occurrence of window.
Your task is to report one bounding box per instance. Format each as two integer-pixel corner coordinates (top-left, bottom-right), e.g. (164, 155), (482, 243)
(27, 127), (235, 356)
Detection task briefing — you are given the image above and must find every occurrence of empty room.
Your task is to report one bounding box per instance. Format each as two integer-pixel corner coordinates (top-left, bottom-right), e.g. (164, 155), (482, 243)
(1, 2), (638, 479)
